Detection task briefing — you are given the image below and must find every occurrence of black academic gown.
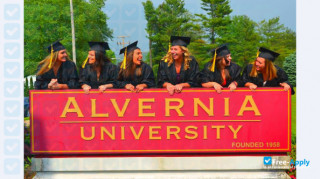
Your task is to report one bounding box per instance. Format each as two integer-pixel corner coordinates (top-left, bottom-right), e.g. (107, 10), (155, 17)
(35, 60), (79, 89)
(79, 61), (118, 89)
(242, 64), (295, 94)
(199, 62), (243, 87)
(117, 62), (156, 88)
(157, 56), (199, 87)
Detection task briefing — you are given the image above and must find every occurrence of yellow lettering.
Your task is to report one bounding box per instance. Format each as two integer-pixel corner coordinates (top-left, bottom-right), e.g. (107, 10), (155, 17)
(228, 125), (242, 139)
(203, 126), (208, 139)
(101, 127), (115, 140)
(91, 99), (109, 117)
(60, 97), (84, 117)
(110, 99), (130, 117)
(211, 125), (225, 139)
(121, 126), (125, 140)
(238, 95), (261, 116)
(165, 98), (184, 116)
(80, 127), (95, 140)
(185, 126), (198, 139)
(139, 98), (155, 117)
(149, 126), (161, 140)
(130, 126), (144, 140)
(224, 98), (230, 116)
(167, 126), (181, 139)
(194, 98), (214, 116)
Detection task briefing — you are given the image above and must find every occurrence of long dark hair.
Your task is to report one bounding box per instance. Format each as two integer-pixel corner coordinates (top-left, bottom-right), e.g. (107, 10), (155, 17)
(209, 55), (231, 82)
(118, 48), (142, 80)
(90, 51), (111, 72)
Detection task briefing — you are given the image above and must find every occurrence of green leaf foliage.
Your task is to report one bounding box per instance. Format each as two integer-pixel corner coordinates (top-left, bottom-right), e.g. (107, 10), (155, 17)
(24, 0), (113, 70)
(283, 53), (296, 87)
(196, 0), (232, 44)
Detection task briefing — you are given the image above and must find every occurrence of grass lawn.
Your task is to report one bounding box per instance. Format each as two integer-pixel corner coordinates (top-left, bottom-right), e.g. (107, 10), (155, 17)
(292, 87), (296, 142)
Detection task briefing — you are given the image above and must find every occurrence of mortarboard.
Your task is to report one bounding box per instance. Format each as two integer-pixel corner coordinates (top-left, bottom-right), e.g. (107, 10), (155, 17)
(119, 41), (139, 69)
(89, 42), (110, 52)
(82, 42), (110, 68)
(257, 47), (280, 62)
(170, 36), (191, 47)
(119, 41), (139, 55)
(46, 40), (66, 69)
(210, 44), (231, 72)
(46, 40), (65, 53)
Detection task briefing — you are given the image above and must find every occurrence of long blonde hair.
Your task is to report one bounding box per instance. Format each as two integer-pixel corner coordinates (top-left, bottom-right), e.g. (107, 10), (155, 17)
(161, 46), (192, 70)
(118, 49), (142, 80)
(250, 58), (278, 80)
(37, 51), (59, 75)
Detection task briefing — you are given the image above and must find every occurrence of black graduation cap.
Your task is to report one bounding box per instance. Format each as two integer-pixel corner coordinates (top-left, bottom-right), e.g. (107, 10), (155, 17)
(47, 40), (65, 53)
(258, 47), (280, 62)
(119, 41), (139, 55)
(88, 42), (110, 53)
(170, 36), (191, 47)
(213, 44), (230, 57)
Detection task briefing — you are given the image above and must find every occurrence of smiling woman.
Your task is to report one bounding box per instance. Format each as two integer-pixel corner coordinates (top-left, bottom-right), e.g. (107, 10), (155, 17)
(157, 36), (200, 95)
(79, 42), (118, 94)
(34, 40), (79, 90)
(242, 47), (295, 95)
(117, 41), (156, 92)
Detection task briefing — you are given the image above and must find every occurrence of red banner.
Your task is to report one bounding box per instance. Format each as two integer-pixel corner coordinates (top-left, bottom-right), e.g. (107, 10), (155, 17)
(30, 88), (291, 154)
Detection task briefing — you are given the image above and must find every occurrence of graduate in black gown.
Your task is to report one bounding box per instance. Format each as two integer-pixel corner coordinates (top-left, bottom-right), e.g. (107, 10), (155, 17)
(117, 41), (155, 92)
(35, 40), (79, 90)
(157, 36), (199, 95)
(242, 47), (295, 94)
(79, 42), (118, 94)
(199, 45), (242, 93)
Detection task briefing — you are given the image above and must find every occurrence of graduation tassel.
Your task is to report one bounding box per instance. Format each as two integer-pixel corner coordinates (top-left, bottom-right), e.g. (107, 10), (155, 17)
(120, 48), (127, 70)
(48, 44), (53, 69)
(82, 56), (89, 68)
(256, 49), (260, 58)
(210, 49), (217, 72)
(165, 42), (171, 63)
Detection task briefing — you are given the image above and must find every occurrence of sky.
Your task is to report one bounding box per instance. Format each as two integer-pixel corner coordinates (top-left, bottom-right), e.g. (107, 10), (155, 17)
(102, 0), (296, 59)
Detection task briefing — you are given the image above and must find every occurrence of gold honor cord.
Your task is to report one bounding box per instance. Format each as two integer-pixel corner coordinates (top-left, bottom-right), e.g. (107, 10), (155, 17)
(82, 56), (89, 68)
(121, 48), (127, 70)
(165, 42), (171, 63)
(210, 49), (217, 72)
(48, 44), (53, 69)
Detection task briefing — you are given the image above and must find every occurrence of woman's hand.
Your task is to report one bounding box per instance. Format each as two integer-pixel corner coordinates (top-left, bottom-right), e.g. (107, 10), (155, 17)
(48, 79), (58, 89)
(135, 84), (146, 93)
(166, 83), (175, 96)
(280, 82), (291, 91)
(228, 82), (237, 92)
(98, 84), (112, 93)
(125, 84), (135, 92)
(174, 84), (183, 93)
(245, 82), (257, 91)
(248, 83), (257, 91)
(212, 82), (223, 94)
(82, 84), (91, 94)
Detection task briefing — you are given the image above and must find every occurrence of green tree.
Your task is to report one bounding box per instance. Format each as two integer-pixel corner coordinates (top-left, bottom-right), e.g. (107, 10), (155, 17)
(143, 0), (202, 75)
(142, 0), (157, 67)
(283, 53), (296, 87)
(196, 0), (232, 44)
(24, 78), (29, 97)
(257, 17), (296, 67)
(217, 15), (260, 68)
(24, 0), (113, 69)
